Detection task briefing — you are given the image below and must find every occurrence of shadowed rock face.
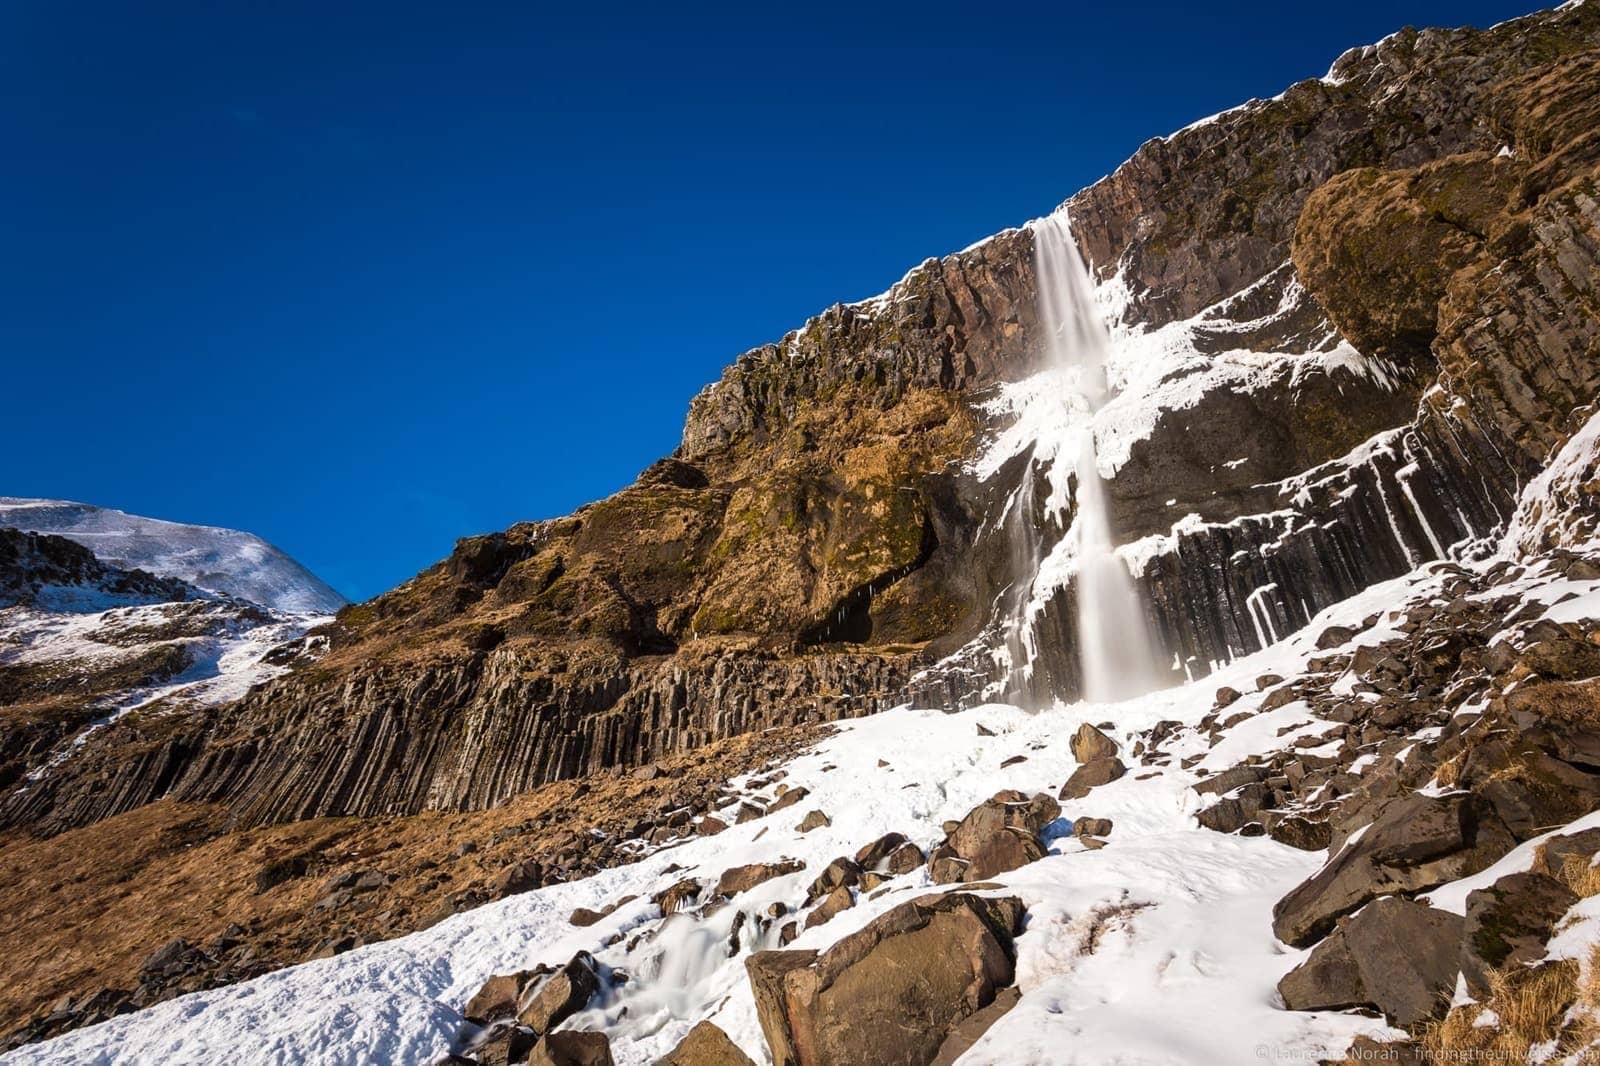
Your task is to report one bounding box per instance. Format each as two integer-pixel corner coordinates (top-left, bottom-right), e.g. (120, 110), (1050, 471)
(8, 3), (1600, 837)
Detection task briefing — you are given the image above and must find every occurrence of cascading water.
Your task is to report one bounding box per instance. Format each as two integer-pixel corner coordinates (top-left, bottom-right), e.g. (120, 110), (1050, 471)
(1015, 210), (1166, 703)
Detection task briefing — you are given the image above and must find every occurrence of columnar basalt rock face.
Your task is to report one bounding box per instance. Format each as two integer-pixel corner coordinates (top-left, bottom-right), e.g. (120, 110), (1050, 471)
(8, 4), (1600, 841)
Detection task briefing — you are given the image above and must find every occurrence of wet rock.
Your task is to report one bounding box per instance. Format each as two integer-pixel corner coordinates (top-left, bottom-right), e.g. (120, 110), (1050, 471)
(746, 893), (1025, 1066)
(1272, 792), (1516, 947)
(717, 859), (805, 898)
(1460, 871), (1579, 995)
(1278, 896), (1462, 1027)
(465, 971), (534, 1024)
(527, 1030), (614, 1066)
(518, 952), (600, 1034)
(854, 833), (909, 869)
(654, 877), (703, 915)
(658, 1021), (758, 1066)
(1059, 757), (1126, 800)
(805, 858), (862, 903)
(466, 1022), (538, 1066)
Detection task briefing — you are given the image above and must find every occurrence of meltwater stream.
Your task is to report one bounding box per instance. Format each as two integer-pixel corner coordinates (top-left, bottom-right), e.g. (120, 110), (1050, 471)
(1028, 211), (1166, 702)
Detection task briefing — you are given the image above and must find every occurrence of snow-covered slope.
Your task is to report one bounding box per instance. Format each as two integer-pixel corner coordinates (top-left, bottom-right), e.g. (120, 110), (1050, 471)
(14, 548), (1600, 1066)
(0, 498), (346, 615)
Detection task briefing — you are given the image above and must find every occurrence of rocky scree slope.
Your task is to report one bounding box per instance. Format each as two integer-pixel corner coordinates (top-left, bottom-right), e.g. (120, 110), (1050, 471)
(9, 3), (1599, 844)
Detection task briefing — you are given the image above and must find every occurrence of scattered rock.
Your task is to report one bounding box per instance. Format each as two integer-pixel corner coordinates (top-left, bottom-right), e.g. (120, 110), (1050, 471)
(1272, 792), (1515, 947)
(1279, 896), (1462, 1027)
(718, 859), (806, 898)
(796, 810), (831, 833)
(518, 952), (600, 1034)
(657, 1020), (758, 1066)
(528, 1030), (614, 1066)
(1460, 871), (1579, 995)
(1070, 723), (1118, 763)
(493, 860), (544, 899)
(803, 886), (855, 930)
(1059, 757), (1126, 800)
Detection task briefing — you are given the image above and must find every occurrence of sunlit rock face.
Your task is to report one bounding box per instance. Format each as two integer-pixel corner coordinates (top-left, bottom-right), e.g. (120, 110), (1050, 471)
(8, 2), (1600, 848)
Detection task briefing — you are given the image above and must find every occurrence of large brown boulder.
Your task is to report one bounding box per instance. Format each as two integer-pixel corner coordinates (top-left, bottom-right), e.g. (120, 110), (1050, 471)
(745, 893), (1026, 1066)
(1059, 757), (1126, 801)
(1070, 723), (1119, 763)
(1272, 792), (1515, 947)
(518, 953), (600, 1035)
(658, 1021), (758, 1066)
(1278, 896), (1463, 1027)
(527, 1031), (614, 1066)
(928, 791), (1060, 885)
(717, 859), (806, 898)
(1460, 871), (1579, 995)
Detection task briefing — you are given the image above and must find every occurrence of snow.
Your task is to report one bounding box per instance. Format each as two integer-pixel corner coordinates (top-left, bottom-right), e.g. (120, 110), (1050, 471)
(0, 599), (326, 777)
(10, 562), (1475, 1066)
(0, 498), (346, 614)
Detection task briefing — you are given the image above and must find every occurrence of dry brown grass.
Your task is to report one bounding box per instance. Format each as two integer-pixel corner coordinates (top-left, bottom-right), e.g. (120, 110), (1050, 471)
(1560, 854), (1600, 900)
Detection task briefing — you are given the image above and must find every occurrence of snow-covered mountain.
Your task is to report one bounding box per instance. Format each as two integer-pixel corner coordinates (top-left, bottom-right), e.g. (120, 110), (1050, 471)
(0, 498), (346, 615)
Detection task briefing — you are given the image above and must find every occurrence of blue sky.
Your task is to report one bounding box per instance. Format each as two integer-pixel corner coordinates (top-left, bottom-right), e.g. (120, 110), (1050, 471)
(2, 0), (1544, 601)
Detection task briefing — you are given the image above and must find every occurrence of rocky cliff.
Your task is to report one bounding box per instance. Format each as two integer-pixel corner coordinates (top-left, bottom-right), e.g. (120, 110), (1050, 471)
(5, 1), (1598, 851)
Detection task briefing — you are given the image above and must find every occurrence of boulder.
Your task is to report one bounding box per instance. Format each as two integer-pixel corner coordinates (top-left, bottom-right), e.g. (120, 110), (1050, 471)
(527, 1031), (614, 1066)
(467, 1022), (538, 1066)
(883, 842), (925, 875)
(717, 859), (806, 898)
(746, 893), (1025, 1066)
(854, 833), (909, 868)
(1268, 814), (1332, 852)
(655, 877), (703, 915)
(797, 810), (831, 833)
(1460, 871), (1579, 995)
(1073, 818), (1112, 838)
(1532, 827), (1600, 880)
(1278, 896), (1462, 1027)
(929, 791), (1059, 883)
(518, 952), (600, 1034)
(493, 860), (544, 899)
(1272, 792), (1516, 947)
(658, 1021), (758, 1066)
(465, 970), (539, 1024)
(768, 788), (810, 814)
(1059, 757), (1126, 800)
(805, 858), (863, 903)
(1070, 723), (1118, 763)
(803, 886), (855, 930)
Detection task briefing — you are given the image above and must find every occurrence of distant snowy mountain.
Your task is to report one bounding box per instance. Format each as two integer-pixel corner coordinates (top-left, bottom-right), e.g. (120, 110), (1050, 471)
(0, 498), (346, 614)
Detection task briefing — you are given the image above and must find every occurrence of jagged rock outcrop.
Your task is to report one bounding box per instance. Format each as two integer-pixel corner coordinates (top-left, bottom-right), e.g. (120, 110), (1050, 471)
(8, 3), (1600, 848)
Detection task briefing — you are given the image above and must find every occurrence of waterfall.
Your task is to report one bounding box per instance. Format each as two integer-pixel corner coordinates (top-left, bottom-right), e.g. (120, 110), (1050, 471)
(1025, 211), (1166, 703)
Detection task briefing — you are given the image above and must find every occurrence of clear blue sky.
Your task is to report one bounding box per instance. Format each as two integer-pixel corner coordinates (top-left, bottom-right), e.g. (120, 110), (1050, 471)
(1, 0), (1544, 602)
